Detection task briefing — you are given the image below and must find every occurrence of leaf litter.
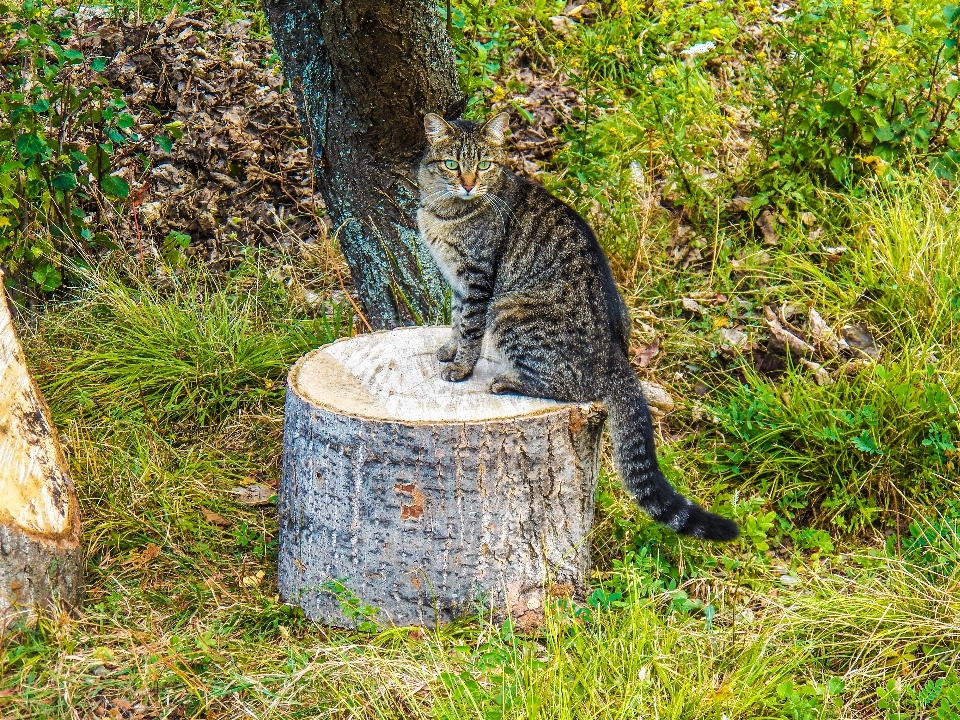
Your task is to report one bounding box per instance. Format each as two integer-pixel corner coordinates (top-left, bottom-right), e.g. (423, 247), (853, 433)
(62, 12), (327, 269)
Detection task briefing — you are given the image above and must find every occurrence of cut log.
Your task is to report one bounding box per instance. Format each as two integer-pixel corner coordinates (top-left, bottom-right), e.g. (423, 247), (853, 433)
(0, 277), (82, 626)
(278, 326), (605, 628)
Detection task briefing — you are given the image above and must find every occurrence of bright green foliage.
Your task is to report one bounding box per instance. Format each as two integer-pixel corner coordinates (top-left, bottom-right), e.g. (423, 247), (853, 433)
(750, 0), (960, 186)
(510, 0), (960, 223)
(697, 176), (960, 531)
(0, 1), (143, 292)
(1, 1), (959, 718)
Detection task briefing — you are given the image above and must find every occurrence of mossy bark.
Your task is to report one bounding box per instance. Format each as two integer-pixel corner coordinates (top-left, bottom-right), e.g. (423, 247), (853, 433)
(261, 0), (465, 329)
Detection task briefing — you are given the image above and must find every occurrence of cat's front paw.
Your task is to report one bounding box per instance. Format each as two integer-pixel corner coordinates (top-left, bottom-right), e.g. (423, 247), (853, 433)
(437, 340), (458, 363)
(441, 362), (475, 382)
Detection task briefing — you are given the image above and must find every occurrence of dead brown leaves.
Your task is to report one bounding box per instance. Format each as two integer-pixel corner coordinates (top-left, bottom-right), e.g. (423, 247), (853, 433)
(497, 65), (583, 177)
(762, 304), (878, 384)
(66, 12), (325, 267)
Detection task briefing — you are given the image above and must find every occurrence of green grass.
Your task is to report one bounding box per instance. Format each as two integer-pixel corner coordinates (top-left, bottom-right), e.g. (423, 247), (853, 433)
(3, 0), (960, 718)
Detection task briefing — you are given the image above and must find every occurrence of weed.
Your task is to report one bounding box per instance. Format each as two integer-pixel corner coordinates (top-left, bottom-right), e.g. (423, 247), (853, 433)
(34, 259), (351, 428)
(0, 1), (142, 293)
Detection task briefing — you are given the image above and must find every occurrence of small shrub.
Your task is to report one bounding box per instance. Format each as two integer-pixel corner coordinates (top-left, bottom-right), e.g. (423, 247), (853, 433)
(0, 1), (142, 292)
(749, 0), (960, 186)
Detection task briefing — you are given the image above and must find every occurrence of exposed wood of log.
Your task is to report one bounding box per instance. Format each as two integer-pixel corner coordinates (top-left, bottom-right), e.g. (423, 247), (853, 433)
(0, 276), (82, 626)
(278, 326), (605, 628)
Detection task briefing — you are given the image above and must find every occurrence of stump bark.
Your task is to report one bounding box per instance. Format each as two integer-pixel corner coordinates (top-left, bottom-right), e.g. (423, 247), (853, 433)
(278, 326), (605, 627)
(0, 278), (83, 626)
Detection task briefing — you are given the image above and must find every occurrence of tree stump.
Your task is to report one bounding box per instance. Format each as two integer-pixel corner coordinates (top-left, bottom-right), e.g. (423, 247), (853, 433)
(0, 278), (83, 627)
(278, 326), (605, 628)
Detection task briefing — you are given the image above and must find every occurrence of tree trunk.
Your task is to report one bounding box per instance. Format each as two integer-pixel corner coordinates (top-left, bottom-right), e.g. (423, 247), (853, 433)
(261, 0), (464, 329)
(278, 327), (606, 628)
(0, 275), (83, 626)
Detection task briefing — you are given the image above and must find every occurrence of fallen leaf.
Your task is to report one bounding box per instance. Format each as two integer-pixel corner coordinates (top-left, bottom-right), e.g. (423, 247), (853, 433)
(241, 570), (265, 587)
(719, 326), (749, 353)
(800, 358), (834, 386)
(687, 290), (728, 306)
(764, 306), (816, 358)
(200, 507), (231, 527)
(548, 15), (576, 34)
(728, 195), (752, 212)
(681, 297), (705, 315)
(807, 308), (847, 358)
(229, 483), (276, 505)
(640, 381), (674, 415)
(822, 245), (848, 256)
(140, 543), (161, 564)
(841, 324), (880, 359)
(634, 337), (661, 367)
(842, 358), (873, 376)
(757, 209), (778, 244)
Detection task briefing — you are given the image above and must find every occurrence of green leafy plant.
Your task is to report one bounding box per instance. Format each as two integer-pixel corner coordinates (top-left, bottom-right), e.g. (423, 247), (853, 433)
(877, 672), (960, 720)
(0, 1), (146, 292)
(320, 580), (381, 632)
(749, 0), (960, 186)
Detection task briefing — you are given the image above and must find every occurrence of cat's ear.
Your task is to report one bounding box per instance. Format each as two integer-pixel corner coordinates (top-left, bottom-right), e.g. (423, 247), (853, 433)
(424, 113), (455, 143)
(482, 112), (510, 146)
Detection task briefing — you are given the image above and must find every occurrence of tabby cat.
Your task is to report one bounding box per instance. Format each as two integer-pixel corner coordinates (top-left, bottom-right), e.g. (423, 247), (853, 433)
(416, 112), (739, 541)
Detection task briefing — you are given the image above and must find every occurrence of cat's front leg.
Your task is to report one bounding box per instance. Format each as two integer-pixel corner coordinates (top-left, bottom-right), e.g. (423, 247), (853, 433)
(440, 285), (488, 382)
(437, 293), (462, 363)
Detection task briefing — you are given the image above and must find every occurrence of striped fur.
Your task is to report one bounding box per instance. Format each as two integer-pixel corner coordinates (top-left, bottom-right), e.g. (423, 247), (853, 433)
(416, 113), (738, 541)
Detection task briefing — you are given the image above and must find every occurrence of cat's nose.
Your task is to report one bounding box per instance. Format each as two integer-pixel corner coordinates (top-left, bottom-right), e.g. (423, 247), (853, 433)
(461, 174), (477, 191)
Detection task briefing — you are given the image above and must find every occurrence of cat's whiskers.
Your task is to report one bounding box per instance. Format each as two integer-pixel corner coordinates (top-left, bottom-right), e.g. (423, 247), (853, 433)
(481, 195), (509, 237)
(485, 193), (515, 229)
(421, 188), (457, 207)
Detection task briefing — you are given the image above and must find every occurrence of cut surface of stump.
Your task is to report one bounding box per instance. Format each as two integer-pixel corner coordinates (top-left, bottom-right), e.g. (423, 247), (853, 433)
(279, 326), (605, 628)
(0, 280), (82, 626)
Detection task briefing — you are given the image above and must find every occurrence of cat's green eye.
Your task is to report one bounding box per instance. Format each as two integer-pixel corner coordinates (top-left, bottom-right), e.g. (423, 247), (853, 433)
(477, 161), (491, 170)
(444, 159), (459, 170)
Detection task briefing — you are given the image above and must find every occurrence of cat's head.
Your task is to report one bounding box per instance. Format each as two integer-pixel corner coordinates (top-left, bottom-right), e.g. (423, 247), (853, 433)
(419, 112), (510, 203)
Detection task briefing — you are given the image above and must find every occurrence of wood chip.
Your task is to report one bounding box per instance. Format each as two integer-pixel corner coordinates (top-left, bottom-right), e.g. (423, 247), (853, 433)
(229, 483), (276, 505)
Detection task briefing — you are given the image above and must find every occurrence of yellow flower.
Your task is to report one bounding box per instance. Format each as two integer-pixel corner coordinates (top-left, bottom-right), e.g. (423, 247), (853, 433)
(492, 85), (507, 102)
(606, 45), (617, 54)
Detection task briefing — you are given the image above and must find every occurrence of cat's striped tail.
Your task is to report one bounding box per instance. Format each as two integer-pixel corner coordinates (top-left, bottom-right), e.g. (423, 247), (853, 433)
(602, 363), (739, 541)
